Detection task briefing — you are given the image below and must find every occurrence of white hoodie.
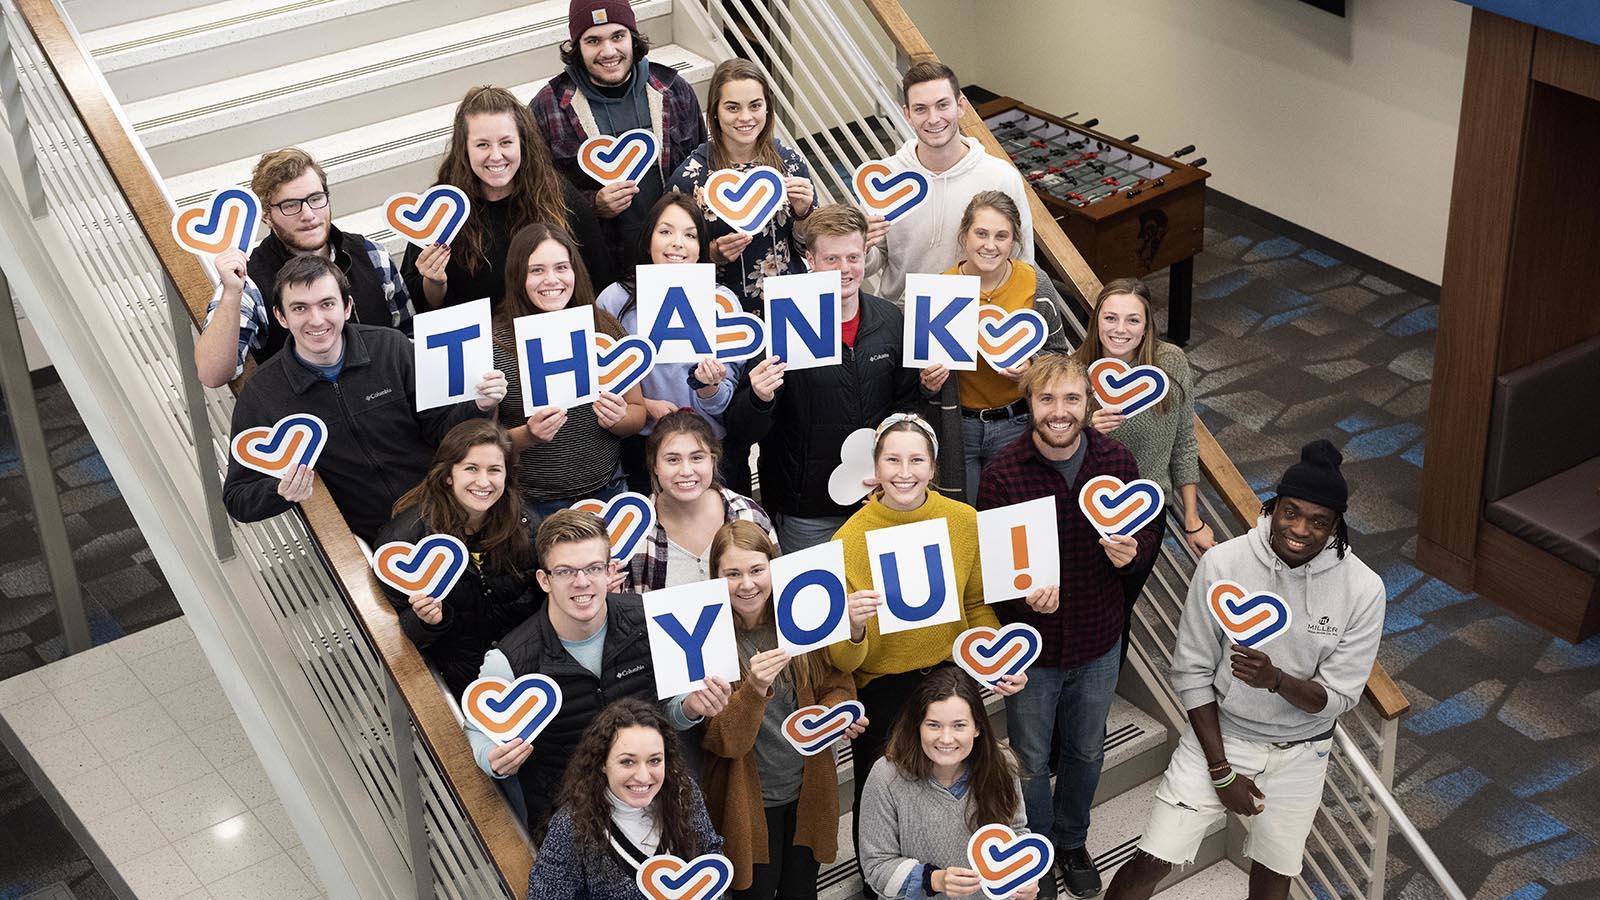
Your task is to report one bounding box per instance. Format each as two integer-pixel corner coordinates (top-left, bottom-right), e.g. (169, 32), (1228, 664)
(867, 135), (1035, 303)
(1169, 516), (1386, 744)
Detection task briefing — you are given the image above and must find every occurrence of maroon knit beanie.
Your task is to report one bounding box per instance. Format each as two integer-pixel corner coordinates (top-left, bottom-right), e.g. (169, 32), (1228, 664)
(568, 0), (638, 44)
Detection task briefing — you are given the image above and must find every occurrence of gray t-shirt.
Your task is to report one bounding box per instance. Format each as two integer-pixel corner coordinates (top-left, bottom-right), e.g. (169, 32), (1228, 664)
(736, 625), (805, 806)
(1049, 435), (1088, 487)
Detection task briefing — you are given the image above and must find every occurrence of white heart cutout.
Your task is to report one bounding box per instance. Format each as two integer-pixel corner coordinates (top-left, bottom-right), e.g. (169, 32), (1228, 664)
(827, 428), (877, 506)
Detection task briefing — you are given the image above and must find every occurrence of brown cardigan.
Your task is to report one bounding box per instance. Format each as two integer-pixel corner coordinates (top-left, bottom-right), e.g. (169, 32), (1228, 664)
(701, 658), (857, 890)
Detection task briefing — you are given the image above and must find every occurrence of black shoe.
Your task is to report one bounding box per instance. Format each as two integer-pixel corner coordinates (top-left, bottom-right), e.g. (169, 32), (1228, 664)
(1035, 866), (1059, 900)
(1060, 845), (1102, 898)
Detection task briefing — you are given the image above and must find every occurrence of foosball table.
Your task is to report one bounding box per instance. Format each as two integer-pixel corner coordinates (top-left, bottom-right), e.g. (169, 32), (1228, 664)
(978, 96), (1209, 344)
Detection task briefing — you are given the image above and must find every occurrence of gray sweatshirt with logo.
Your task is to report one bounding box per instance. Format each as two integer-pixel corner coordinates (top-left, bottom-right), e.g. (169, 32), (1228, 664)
(1170, 517), (1386, 743)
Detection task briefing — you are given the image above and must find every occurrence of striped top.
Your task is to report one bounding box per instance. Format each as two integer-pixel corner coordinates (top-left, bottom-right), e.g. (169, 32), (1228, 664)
(492, 320), (620, 504)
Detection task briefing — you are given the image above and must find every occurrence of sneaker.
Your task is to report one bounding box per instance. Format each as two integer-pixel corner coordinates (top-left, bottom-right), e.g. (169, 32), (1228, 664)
(1060, 845), (1102, 898)
(1035, 866), (1059, 900)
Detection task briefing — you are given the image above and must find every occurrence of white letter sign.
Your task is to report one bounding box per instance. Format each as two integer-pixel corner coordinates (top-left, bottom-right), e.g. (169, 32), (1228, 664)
(769, 540), (852, 656)
(764, 270), (843, 371)
(514, 306), (597, 411)
(637, 263), (718, 364)
(643, 578), (741, 698)
(867, 518), (961, 635)
(976, 496), (1060, 605)
(904, 273), (979, 371)
(414, 298), (493, 412)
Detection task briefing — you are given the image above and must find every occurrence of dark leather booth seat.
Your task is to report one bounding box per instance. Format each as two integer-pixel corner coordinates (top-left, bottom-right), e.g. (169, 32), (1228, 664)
(1483, 336), (1600, 574)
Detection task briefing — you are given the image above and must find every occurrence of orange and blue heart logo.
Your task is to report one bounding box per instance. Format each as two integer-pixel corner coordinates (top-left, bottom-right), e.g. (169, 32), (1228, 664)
(1088, 357), (1169, 418)
(461, 674), (563, 745)
(953, 623), (1042, 686)
(636, 854), (734, 900)
(713, 286), (765, 362)
(384, 185), (470, 248)
(852, 161), (928, 222)
(704, 166), (785, 235)
(593, 332), (656, 396)
(570, 492), (655, 561)
(1208, 580), (1293, 649)
(967, 824), (1055, 900)
(372, 534), (469, 599)
(578, 129), (660, 185)
(171, 187), (259, 257)
(230, 413), (327, 477)
(781, 700), (864, 756)
(1078, 474), (1164, 538)
(976, 305), (1047, 370)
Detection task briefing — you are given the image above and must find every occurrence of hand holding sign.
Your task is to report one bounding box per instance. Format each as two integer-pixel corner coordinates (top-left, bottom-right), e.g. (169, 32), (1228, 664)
(975, 496), (1059, 604)
(967, 824), (1055, 900)
(853, 161), (929, 222)
(385, 185), (470, 249)
(643, 579), (739, 698)
(827, 428), (877, 507)
(705, 166), (786, 235)
(172, 188), (259, 259)
(1089, 357), (1169, 419)
(637, 854), (734, 900)
(1208, 580), (1292, 649)
(905, 273), (980, 371)
(231, 413), (328, 477)
(769, 540), (852, 655)
(461, 674), (562, 746)
(578, 128), (659, 186)
(414, 299), (494, 411)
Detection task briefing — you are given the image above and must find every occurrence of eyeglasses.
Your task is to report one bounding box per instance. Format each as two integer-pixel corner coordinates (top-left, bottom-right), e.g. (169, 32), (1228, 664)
(547, 563), (609, 582)
(269, 191), (330, 216)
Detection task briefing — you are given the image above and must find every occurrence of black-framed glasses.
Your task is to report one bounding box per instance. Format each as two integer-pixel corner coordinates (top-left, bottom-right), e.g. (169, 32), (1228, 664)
(270, 191), (330, 216)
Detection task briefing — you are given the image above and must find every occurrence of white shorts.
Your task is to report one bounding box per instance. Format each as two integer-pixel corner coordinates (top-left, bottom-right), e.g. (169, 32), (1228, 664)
(1137, 727), (1334, 876)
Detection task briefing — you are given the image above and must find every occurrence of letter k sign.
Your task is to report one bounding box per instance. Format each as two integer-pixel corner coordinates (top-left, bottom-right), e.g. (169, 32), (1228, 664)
(904, 273), (979, 371)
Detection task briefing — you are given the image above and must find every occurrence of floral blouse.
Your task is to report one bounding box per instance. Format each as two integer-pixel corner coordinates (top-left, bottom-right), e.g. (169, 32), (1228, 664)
(667, 141), (813, 313)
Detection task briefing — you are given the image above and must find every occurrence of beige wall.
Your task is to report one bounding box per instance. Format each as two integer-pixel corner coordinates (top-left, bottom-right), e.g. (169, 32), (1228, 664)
(906, 0), (1470, 283)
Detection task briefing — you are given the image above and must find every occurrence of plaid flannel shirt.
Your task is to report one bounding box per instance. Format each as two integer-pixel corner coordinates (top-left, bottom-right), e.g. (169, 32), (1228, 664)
(624, 488), (779, 593)
(975, 427), (1161, 669)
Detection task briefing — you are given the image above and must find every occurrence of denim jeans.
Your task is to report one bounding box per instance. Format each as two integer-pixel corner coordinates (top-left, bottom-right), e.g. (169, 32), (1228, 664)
(961, 412), (1031, 501)
(1003, 639), (1122, 850)
(776, 513), (848, 554)
(528, 471), (627, 530)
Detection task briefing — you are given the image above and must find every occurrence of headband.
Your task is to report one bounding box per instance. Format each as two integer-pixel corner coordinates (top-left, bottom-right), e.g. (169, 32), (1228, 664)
(874, 412), (940, 458)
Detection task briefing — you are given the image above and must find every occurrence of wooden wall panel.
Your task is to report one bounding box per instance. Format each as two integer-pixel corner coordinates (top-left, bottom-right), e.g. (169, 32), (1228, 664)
(1533, 28), (1600, 100)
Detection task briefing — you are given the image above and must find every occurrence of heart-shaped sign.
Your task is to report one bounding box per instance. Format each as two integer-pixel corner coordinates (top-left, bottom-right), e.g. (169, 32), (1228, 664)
(826, 428), (876, 507)
(953, 623), (1042, 686)
(781, 700), (865, 756)
(1077, 474), (1164, 538)
(713, 286), (766, 362)
(1088, 357), (1169, 418)
(637, 854), (734, 900)
(976, 305), (1048, 370)
(852, 161), (929, 222)
(372, 533), (469, 599)
(230, 413), (328, 477)
(704, 166), (786, 235)
(461, 674), (563, 745)
(1208, 580), (1293, 649)
(171, 187), (260, 257)
(967, 824), (1056, 900)
(570, 492), (656, 561)
(593, 332), (656, 396)
(385, 185), (470, 249)
(578, 128), (661, 186)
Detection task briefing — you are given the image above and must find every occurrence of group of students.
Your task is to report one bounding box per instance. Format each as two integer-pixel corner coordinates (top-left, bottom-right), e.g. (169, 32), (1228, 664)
(205, 4), (1388, 900)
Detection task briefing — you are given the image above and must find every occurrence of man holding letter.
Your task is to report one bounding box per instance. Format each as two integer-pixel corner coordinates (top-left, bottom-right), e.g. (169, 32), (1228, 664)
(725, 204), (921, 551)
(975, 354), (1159, 899)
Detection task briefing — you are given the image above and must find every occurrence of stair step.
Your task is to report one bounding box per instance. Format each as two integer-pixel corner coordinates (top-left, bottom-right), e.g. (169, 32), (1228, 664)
(85, 0), (534, 102)
(166, 42), (716, 220)
(123, 0), (673, 174)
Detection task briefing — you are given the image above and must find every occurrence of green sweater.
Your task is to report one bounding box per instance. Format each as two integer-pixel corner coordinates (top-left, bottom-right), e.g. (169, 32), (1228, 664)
(1098, 341), (1200, 501)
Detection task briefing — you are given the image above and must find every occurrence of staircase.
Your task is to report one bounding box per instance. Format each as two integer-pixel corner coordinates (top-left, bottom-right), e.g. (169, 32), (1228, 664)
(0, 0), (1433, 897)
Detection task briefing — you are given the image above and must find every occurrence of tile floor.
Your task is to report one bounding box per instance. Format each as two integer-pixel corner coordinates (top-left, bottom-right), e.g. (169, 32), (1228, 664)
(0, 617), (327, 900)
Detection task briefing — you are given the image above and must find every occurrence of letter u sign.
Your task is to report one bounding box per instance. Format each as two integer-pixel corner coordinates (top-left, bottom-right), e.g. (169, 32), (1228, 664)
(865, 518), (962, 635)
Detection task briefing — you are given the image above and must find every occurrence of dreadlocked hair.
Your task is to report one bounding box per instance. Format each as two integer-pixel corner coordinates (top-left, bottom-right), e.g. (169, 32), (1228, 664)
(1261, 496), (1349, 559)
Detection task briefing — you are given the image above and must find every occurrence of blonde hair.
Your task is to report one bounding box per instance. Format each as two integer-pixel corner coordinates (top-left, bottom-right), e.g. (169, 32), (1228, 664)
(250, 148), (327, 209)
(798, 203), (868, 251)
(1071, 278), (1172, 415)
(958, 191), (1023, 259)
(534, 509), (609, 569)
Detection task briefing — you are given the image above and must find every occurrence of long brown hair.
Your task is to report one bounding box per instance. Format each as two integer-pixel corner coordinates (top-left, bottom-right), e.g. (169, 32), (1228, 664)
(619, 192), (712, 308)
(494, 223), (625, 344)
(437, 86), (570, 275)
(709, 520), (837, 703)
(1072, 277), (1173, 415)
(390, 420), (532, 572)
(705, 59), (785, 171)
(884, 669), (1018, 832)
(553, 698), (706, 856)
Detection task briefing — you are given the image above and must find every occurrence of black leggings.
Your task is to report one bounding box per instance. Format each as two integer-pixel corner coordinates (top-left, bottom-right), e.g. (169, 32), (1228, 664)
(735, 800), (820, 900)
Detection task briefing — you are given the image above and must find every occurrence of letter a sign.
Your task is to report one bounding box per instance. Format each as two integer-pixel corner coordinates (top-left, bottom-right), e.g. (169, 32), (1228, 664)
(866, 518), (961, 635)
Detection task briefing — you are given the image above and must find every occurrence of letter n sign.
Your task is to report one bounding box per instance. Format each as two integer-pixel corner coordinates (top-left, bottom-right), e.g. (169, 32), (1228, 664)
(865, 517), (962, 635)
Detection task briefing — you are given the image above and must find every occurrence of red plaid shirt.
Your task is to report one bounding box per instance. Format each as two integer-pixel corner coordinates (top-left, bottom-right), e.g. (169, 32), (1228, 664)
(976, 427), (1160, 669)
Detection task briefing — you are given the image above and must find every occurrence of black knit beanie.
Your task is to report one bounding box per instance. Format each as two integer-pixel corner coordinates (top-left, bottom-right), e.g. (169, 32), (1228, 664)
(1274, 439), (1348, 514)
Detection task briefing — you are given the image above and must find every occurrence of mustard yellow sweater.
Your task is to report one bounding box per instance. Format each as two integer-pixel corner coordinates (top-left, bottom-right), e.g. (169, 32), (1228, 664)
(827, 490), (1000, 687)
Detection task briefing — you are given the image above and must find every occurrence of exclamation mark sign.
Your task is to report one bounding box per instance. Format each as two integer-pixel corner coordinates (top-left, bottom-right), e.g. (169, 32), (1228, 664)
(1011, 525), (1032, 591)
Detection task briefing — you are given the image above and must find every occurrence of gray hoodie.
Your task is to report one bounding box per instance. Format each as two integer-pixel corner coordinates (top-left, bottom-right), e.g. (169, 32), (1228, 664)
(1169, 517), (1386, 744)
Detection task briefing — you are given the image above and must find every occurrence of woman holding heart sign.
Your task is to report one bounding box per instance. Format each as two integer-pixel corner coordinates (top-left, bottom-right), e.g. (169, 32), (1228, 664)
(699, 520), (859, 900)
(667, 59), (814, 313)
(923, 192), (1070, 504)
(376, 420), (543, 696)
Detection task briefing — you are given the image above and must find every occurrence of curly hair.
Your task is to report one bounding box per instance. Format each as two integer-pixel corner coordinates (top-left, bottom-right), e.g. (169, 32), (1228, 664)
(883, 668), (1018, 832)
(390, 420), (531, 572)
(552, 698), (706, 857)
(1261, 495), (1349, 559)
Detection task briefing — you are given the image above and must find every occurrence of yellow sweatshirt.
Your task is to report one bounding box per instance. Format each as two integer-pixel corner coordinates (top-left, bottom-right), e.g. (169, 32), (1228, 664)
(827, 489), (1000, 687)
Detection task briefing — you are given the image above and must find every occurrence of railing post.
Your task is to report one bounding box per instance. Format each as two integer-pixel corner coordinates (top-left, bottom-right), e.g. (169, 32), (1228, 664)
(1367, 716), (1399, 900)
(0, 265), (90, 654)
(0, 9), (46, 218)
(162, 273), (234, 560)
(386, 672), (437, 900)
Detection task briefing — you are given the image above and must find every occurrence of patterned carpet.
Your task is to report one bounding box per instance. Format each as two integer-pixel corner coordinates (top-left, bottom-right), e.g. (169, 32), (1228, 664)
(2, 197), (1598, 898)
